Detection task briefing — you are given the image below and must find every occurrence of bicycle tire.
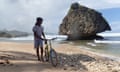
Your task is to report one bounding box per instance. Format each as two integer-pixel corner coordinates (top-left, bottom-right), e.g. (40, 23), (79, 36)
(44, 45), (49, 62)
(50, 48), (58, 67)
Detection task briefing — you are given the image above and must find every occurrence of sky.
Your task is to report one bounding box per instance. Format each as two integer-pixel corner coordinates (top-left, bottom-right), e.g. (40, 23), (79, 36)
(0, 0), (120, 33)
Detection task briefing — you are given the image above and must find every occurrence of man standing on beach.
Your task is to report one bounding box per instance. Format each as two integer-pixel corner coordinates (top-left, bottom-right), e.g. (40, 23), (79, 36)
(32, 17), (46, 61)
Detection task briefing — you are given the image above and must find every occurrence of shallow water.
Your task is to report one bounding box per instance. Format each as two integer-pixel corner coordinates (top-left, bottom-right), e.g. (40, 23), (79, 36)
(67, 33), (120, 58)
(70, 40), (120, 57)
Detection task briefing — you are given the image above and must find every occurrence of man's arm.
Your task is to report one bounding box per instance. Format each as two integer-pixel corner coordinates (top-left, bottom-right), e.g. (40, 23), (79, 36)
(42, 32), (47, 44)
(42, 32), (46, 39)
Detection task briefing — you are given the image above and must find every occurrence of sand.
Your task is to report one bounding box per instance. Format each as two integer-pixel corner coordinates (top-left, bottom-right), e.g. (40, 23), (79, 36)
(0, 42), (120, 72)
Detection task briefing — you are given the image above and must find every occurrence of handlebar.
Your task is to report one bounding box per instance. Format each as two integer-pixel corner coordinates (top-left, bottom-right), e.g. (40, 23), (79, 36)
(44, 37), (57, 44)
(45, 37), (57, 41)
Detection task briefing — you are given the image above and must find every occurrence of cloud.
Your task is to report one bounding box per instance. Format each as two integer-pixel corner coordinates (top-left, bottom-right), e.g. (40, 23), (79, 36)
(0, 0), (120, 33)
(105, 0), (120, 4)
(79, 0), (120, 9)
(0, 0), (72, 33)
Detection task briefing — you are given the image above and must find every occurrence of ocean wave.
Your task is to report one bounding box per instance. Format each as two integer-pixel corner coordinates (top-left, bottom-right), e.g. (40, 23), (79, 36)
(94, 39), (120, 44)
(87, 42), (97, 46)
(8, 35), (67, 41)
(98, 33), (120, 37)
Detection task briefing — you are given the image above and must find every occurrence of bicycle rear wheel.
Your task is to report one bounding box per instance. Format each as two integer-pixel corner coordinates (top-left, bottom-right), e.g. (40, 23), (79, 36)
(50, 48), (58, 67)
(44, 45), (49, 62)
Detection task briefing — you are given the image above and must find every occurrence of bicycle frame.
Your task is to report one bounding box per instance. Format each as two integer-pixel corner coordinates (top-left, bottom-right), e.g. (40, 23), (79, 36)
(44, 37), (58, 67)
(48, 40), (52, 49)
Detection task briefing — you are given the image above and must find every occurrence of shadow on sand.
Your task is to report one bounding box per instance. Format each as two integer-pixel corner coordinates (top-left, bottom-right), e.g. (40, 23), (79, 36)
(0, 51), (96, 72)
(0, 51), (37, 61)
(57, 53), (96, 71)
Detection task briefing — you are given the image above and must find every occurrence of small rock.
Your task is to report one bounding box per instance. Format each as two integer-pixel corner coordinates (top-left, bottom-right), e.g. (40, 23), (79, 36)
(0, 60), (5, 64)
(5, 59), (10, 64)
(0, 62), (4, 64)
(112, 70), (118, 72)
(64, 67), (67, 70)
(70, 64), (75, 67)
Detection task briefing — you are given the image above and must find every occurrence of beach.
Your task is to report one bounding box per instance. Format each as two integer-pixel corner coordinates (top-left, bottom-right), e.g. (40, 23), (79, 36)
(0, 42), (120, 72)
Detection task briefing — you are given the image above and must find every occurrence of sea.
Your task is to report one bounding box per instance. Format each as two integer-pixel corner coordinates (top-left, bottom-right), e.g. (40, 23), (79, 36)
(0, 33), (120, 59)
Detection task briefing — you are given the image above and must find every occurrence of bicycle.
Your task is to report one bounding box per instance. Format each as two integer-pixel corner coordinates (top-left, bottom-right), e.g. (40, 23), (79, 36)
(44, 38), (58, 67)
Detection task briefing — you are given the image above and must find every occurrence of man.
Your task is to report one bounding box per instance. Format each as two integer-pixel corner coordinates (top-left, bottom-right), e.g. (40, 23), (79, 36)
(32, 17), (46, 61)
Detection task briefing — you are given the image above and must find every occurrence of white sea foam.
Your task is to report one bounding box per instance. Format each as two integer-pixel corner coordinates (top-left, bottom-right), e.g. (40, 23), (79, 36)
(8, 35), (67, 41)
(94, 39), (120, 44)
(9, 35), (34, 40)
(98, 33), (120, 37)
(95, 33), (120, 44)
(87, 42), (97, 46)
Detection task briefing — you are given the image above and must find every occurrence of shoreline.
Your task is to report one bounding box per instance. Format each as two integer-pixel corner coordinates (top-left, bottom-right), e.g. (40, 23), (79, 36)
(76, 45), (120, 62)
(0, 42), (120, 72)
(65, 41), (120, 63)
(91, 51), (120, 62)
(89, 51), (120, 62)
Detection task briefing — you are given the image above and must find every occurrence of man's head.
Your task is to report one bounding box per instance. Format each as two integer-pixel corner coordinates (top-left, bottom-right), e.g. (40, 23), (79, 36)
(36, 17), (43, 25)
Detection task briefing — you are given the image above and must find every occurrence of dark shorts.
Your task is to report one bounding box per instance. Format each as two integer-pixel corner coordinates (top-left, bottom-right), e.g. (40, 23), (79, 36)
(34, 39), (43, 48)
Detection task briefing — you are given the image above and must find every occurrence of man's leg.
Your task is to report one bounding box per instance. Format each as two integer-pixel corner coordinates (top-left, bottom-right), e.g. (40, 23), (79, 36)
(36, 48), (41, 61)
(40, 46), (44, 61)
(35, 40), (41, 61)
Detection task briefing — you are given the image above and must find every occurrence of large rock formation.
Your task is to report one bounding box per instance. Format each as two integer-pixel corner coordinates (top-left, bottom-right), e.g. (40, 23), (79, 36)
(59, 3), (111, 40)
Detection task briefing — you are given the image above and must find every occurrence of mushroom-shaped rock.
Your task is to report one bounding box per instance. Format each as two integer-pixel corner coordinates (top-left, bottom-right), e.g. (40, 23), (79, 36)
(59, 2), (111, 40)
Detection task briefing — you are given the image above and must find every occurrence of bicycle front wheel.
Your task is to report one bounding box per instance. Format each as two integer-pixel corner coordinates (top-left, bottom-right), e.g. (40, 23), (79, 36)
(50, 48), (58, 67)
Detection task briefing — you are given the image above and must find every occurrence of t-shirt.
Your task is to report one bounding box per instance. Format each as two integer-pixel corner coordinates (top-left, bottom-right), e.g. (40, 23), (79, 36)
(32, 25), (44, 40)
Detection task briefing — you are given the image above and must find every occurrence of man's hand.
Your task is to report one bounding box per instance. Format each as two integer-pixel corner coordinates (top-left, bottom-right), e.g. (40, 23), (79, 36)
(44, 39), (47, 44)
